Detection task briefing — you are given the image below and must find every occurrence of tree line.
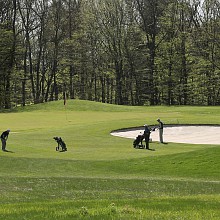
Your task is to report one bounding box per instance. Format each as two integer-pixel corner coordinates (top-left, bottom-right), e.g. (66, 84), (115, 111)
(0, 0), (220, 109)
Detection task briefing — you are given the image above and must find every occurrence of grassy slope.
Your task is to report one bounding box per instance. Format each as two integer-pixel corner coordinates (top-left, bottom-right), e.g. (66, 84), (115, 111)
(0, 100), (219, 219)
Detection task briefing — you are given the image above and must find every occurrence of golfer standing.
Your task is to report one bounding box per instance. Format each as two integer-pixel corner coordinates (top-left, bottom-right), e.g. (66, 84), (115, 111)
(144, 124), (151, 150)
(157, 119), (164, 143)
(1, 129), (10, 151)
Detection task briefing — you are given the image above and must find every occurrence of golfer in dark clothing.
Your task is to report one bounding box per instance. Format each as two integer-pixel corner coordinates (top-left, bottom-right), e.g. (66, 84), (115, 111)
(1, 129), (10, 151)
(157, 118), (164, 143)
(144, 124), (151, 150)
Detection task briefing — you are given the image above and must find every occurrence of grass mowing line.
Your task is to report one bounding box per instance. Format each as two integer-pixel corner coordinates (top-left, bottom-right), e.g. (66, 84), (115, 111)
(0, 176), (219, 203)
(0, 146), (219, 181)
(0, 195), (219, 220)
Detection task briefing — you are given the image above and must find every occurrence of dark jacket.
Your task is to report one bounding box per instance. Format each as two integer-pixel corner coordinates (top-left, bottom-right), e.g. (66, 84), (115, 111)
(1, 131), (10, 140)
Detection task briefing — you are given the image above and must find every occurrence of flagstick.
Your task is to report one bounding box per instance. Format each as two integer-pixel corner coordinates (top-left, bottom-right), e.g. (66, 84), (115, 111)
(64, 103), (68, 121)
(63, 91), (68, 121)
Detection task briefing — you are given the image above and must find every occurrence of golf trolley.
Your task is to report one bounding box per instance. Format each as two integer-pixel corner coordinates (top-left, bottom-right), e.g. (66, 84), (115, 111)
(133, 133), (145, 149)
(53, 137), (67, 152)
(133, 134), (153, 149)
(133, 127), (156, 149)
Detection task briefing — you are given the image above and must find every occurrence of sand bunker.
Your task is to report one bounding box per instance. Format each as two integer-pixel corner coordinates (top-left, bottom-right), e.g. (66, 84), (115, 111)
(111, 125), (220, 145)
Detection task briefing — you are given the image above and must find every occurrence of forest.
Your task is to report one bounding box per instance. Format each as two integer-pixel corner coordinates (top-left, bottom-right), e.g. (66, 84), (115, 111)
(0, 0), (220, 109)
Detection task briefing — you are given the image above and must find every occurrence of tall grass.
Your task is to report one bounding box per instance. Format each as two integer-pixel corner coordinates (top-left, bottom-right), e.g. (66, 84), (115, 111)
(0, 100), (219, 219)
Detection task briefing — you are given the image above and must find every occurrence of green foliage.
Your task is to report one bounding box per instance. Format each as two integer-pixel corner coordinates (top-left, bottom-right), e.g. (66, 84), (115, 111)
(1, 0), (220, 107)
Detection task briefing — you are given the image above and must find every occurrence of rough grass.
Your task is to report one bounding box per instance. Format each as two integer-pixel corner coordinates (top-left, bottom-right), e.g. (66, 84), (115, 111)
(0, 100), (219, 219)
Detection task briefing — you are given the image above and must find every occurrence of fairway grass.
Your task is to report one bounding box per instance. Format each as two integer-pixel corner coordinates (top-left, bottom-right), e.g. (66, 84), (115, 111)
(0, 100), (219, 219)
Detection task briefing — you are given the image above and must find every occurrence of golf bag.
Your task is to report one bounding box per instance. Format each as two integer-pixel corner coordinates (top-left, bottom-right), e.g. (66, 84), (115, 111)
(133, 134), (145, 149)
(53, 137), (67, 152)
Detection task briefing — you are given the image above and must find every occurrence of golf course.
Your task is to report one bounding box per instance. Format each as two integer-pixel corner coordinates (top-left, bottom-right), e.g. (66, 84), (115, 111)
(0, 100), (219, 219)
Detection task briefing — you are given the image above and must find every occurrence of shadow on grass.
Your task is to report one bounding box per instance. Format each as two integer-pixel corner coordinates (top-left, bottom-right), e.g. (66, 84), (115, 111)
(2, 149), (15, 153)
(59, 150), (67, 153)
(134, 146), (155, 151)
